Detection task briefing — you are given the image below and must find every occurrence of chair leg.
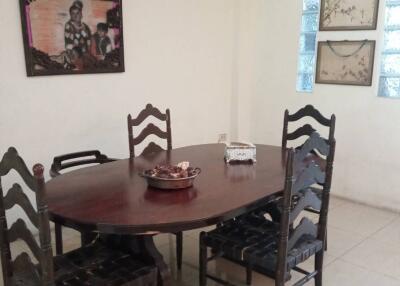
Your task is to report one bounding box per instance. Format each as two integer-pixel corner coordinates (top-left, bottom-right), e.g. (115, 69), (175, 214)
(324, 228), (328, 251)
(275, 268), (286, 286)
(246, 265), (252, 285)
(314, 250), (324, 286)
(199, 232), (207, 286)
(176, 231), (183, 270)
(55, 223), (63, 255)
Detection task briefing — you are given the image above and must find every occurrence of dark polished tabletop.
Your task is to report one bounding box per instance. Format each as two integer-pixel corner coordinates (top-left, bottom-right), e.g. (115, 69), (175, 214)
(46, 144), (286, 234)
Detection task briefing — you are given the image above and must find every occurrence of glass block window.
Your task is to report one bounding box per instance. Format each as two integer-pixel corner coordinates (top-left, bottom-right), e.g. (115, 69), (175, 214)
(379, 0), (400, 98)
(296, 0), (319, 92)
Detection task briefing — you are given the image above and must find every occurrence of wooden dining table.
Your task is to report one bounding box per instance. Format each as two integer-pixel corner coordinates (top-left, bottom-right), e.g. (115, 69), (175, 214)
(46, 143), (286, 286)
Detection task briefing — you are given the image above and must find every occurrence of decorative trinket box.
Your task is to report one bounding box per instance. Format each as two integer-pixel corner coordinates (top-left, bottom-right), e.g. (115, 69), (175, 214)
(224, 142), (256, 163)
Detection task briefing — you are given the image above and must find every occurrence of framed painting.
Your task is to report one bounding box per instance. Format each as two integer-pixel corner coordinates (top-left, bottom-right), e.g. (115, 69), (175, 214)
(315, 40), (376, 86)
(19, 0), (124, 76)
(319, 0), (380, 31)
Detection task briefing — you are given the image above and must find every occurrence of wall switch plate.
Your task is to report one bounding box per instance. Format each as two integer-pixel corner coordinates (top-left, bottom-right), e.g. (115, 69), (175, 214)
(218, 133), (227, 143)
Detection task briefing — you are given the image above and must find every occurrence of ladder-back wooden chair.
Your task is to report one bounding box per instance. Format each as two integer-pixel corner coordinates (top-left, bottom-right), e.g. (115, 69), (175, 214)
(282, 104), (335, 151)
(127, 103), (172, 158)
(256, 105), (334, 247)
(127, 104), (183, 270)
(280, 105), (335, 250)
(49, 150), (115, 255)
(0, 147), (157, 286)
(199, 132), (336, 286)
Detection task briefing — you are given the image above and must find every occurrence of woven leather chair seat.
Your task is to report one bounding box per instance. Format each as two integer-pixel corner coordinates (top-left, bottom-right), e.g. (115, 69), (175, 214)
(204, 215), (323, 272)
(11, 241), (157, 286)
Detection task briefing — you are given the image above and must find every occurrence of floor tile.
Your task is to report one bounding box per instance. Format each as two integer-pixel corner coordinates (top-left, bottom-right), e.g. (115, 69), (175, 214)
(323, 259), (400, 286)
(60, 226), (81, 240)
(160, 235), (198, 270)
(370, 216), (400, 247)
(342, 237), (400, 280)
(154, 233), (175, 247)
(288, 255), (337, 286)
(328, 202), (398, 237)
(61, 236), (82, 253)
(324, 225), (366, 258)
(329, 196), (351, 210)
(50, 222), (81, 241)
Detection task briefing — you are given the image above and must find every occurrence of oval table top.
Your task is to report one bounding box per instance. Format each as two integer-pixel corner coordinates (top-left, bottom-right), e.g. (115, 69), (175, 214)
(46, 144), (286, 234)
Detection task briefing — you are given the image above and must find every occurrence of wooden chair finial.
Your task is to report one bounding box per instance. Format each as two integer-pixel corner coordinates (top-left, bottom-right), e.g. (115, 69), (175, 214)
(7, 147), (18, 155)
(33, 164), (44, 178)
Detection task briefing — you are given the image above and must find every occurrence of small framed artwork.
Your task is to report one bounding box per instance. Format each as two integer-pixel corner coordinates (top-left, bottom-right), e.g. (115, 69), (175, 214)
(319, 0), (380, 31)
(19, 0), (124, 76)
(315, 40), (376, 86)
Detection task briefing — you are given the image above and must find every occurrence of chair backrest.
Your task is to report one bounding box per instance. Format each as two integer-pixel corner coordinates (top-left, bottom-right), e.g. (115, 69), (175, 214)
(50, 150), (112, 178)
(282, 105), (335, 150)
(127, 103), (172, 158)
(0, 147), (54, 286)
(276, 132), (336, 279)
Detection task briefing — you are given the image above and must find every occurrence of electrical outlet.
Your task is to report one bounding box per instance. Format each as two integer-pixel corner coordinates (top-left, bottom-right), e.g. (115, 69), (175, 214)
(218, 133), (227, 143)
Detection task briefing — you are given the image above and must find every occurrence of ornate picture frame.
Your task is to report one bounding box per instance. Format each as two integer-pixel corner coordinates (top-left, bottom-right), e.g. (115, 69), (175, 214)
(19, 0), (124, 76)
(319, 0), (380, 31)
(315, 40), (376, 86)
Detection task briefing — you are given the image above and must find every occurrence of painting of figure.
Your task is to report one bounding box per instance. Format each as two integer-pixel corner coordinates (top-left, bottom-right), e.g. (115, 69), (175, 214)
(20, 0), (124, 76)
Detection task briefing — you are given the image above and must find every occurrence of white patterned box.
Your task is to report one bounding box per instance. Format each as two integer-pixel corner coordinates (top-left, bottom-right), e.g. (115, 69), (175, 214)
(224, 142), (256, 163)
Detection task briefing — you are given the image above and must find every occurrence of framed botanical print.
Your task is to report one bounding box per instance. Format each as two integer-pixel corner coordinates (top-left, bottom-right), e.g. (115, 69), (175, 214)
(19, 0), (124, 76)
(316, 40), (376, 86)
(319, 0), (380, 31)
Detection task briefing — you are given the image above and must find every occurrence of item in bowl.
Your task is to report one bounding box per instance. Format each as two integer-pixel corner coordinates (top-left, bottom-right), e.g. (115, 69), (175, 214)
(145, 162), (198, 179)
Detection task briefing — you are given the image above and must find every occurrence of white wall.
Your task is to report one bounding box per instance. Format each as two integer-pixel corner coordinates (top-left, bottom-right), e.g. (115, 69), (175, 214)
(1, 0), (399, 223)
(0, 0), (236, 170)
(236, 0), (400, 212)
(0, 0), (238, 223)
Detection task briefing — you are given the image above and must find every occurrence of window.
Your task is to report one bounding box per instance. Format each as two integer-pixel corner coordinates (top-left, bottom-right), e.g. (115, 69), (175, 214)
(296, 0), (319, 92)
(379, 0), (400, 98)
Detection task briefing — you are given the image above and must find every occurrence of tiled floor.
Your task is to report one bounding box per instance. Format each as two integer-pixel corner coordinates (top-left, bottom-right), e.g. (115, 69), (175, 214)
(2, 196), (400, 286)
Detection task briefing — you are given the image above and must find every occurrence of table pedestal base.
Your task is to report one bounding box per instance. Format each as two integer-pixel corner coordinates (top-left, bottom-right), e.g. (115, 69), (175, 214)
(102, 234), (171, 286)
